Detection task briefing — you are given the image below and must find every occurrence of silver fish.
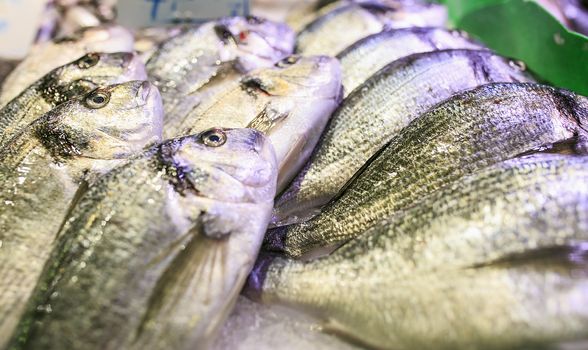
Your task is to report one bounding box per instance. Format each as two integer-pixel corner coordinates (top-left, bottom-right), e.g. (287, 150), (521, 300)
(0, 25), (134, 106)
(266, 83), (588, 258)
(295, 1), (447, 56)
(168, 55), (342, 193)
(0, 81), (163, 346)
(248, 154), (588, 350)
(337, 27), (484, 96)
(0, 52), (147, 147)
(11, 129), (277, 350)
(272, 50), (533, 227)
(146, 16), (295, 116)
(288, 0), (446, 34)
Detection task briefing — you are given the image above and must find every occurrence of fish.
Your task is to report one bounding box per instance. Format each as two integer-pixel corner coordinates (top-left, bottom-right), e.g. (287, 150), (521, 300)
(0, 25), (134, 106)
(272, 50), (533, 227)
(294, 1), (447, 56)
(337, 27), (484, 96)
(0, 52), (147, 148)
(10, 128), (277, 350)
(146, 16), (295, 116)
(168, 55), (342, 193)
(0, 81), (163, 347)
(266, 83), (588, 258)
(287, 0), (445, 33)
(248, 154), (588, 349)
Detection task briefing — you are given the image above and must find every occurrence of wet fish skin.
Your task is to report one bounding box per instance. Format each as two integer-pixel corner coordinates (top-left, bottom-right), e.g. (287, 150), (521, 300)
(267, 83), (588, 257)
(0, 81), (163, 347)
(0, 25), (134, 106)
(272, 50), (533, 227)
(146, 16), (295, 115)
(170, 55), (342, 193)
(337, 27), (484, 96)
(249, 154), (588, 349)
(0, 52), (147, 147)
(11, 129), (277, 350)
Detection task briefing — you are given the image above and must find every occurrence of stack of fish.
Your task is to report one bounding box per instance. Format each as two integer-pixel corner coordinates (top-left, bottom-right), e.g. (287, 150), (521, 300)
(0, 0), (586, 349)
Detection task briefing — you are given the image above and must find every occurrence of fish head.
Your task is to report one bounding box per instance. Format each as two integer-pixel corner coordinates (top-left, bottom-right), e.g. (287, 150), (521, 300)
(240, 55), (342, 100)
(38, 80), (163, 160)
(45, 52), (147, 103)
(161, 128), (277, 206)
(217, 16), (295, 71)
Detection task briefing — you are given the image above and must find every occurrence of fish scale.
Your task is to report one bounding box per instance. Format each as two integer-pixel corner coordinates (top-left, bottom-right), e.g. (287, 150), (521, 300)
(249, 154), (588, 349)
(267, 83), (588, 258)
(272, 49), (534, 227)
(10, 130), (277, 350)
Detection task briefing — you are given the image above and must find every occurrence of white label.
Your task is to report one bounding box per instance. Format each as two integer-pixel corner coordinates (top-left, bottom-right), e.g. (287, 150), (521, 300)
(0, 0), (46, 59)
(117, 0), (250, 28)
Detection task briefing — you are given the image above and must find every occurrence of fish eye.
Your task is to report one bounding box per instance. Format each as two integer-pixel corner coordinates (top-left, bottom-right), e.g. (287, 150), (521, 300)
(85, 90), (110, 109)
(275, 55), (300, 68)
(214, 25), (237, 44)
(201, 128), (227, 147)
(77, 53), (100, 69)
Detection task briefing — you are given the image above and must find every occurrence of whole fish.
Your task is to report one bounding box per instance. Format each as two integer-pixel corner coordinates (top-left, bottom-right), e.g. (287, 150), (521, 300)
(169, 55), (342, 193)
(0, 52), (147, 147)
(272, 50), (533, 227)
(11, 129), (277, 350)
(266, 83), (588, 258)
(248, 154), (588, 349)
(295, 2), (447, 56)
(0, 81), (163, 346)
(288, 0), (446, 34)
(146, 16), (295, 115)
(0, 25), (134, 106)
(337, 27), (484, 96)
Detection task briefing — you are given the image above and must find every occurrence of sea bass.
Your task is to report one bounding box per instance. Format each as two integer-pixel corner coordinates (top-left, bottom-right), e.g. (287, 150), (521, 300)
(266, 83), (588, 257)
(249, 154), (588, 349)
(11, 129), (277, 350)
(0, 81), (163, 347)
(0, 52), (146, 147)
(168, 55), (342, 193)
(146, 16), (295, 115)
(337, 27), (484, 96)
(0, 25), (134, 106)
(295, 1), (447, 56)
(272, 50), (533, 227)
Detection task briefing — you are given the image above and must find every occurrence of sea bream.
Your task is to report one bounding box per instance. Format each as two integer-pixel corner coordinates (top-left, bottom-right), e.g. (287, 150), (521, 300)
(272, 50), (533, 227)
(295, 1), (447, 56)
(0, 81), (163, 347)
(0, 52), (147, 147)
(266, 83), (588, 257)
(249, 154), (588, 349)
(11, 129), (277, 350)
(166, 55), (342, 193)
(337, 27), (484, 96)
(0, 25), (134, 106)
(146, 16), (295, 116)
